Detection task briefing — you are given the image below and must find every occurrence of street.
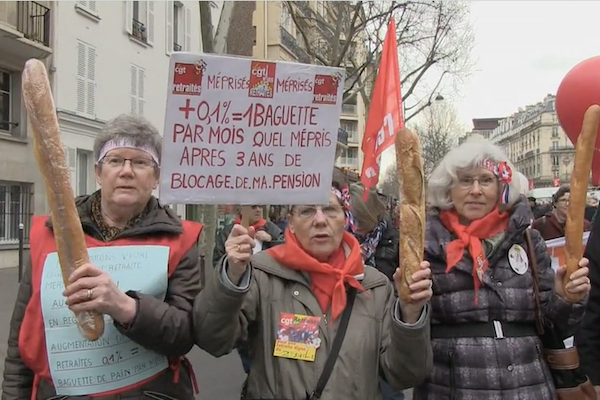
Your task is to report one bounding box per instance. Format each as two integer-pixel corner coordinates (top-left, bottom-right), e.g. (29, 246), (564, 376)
(0, 267), (411, 399)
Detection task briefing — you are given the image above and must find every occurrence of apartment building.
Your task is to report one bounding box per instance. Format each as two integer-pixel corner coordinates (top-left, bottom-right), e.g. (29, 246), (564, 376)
(490, 94), (576, 188)
(459, 117), (502, 145)
(253, 1), (368, 173)
(0, 1), (52, 268)
(0, 1), (206, 268)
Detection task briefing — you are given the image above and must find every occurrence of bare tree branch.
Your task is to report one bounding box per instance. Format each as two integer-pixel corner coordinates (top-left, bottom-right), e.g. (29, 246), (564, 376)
(411, 101), (464, 177)
(285, 1), (474, 122)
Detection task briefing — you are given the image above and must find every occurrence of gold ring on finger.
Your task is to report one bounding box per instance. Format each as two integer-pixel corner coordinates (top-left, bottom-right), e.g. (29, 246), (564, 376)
(87, 288), (93, 301)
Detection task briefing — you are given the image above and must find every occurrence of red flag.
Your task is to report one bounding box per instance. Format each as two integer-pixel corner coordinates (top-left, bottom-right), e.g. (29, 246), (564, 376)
(360, 18), (403, 198)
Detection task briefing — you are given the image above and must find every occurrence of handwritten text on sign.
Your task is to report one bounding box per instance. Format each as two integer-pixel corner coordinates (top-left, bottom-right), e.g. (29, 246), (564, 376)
(40, 246), (170, 395)
(160, 53), (345, 205)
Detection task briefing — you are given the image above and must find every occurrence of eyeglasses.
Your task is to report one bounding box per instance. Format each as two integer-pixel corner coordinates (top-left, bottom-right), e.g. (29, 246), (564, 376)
(294, 205), (344, 219)
(101, 156), (156, 170)
(456, 176), (497, 189)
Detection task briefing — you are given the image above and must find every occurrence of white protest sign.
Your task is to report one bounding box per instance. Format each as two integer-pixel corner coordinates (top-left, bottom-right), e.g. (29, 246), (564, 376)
(159, 52), (345, 205)
(544, 232), (590, 349)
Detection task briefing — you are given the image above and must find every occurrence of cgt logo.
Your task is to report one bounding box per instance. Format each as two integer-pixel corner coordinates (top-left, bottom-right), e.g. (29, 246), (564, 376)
(172, 62), (203, 96)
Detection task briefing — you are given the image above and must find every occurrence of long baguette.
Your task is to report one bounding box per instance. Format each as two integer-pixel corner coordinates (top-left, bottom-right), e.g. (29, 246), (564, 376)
(396, 128), (426, 303)
(564, 104), (600, 301)
(22, 59), (104, 341)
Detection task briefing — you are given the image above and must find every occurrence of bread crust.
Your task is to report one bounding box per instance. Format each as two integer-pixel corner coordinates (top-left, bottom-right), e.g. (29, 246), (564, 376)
(395, 128), (426, 303)
(564, 105), (600, 301)
(22, 59), (105, 341)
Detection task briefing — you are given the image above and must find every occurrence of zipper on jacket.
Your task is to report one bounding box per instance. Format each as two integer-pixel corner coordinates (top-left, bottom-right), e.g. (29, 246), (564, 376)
(449, 350), (456, 400)
(322, 314), (328, 325)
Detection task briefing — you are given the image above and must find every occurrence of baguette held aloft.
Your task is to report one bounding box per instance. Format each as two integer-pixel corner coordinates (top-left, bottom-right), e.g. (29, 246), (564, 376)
(22, 59), (105, 341)
(395, 127), (426, 303)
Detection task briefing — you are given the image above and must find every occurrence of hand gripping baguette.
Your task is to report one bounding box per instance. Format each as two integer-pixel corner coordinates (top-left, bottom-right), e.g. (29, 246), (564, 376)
(22, 59), (105, 341)
(564, 104), (600, 302)
(395, 128), (426, 303)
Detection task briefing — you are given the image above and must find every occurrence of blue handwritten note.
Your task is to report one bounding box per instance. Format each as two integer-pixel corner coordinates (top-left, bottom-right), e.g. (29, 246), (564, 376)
(40, 245), (170, 396)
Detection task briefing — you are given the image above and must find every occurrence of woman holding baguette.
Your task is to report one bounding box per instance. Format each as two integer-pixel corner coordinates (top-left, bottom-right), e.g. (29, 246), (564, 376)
(2, 115), (203, 400)
(413, 139), (591, 400)
(193, 177), (433, 400)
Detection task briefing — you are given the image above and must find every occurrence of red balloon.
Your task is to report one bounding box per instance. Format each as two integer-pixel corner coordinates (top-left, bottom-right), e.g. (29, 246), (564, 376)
(555, 56), (600, 184)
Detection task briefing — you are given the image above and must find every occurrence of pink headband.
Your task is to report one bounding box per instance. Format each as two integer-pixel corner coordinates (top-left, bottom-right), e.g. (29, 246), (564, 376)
(97, 139), (160, 164)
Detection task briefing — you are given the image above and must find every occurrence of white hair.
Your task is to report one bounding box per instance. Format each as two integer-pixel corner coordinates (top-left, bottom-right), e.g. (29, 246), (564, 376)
(427, 139), (522, 210)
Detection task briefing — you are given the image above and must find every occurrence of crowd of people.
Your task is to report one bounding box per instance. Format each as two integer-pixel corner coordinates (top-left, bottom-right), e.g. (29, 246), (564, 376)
(1, 115), (599, 400)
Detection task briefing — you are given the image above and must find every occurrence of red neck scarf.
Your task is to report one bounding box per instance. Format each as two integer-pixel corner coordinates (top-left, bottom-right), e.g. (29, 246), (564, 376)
(439, 207), (509, 302)
(234, 216), (266, 229)
(266, 228), (365, 320)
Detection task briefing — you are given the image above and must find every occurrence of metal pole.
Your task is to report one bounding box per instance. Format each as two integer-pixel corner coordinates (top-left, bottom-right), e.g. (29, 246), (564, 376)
(18, 223), (24, 283)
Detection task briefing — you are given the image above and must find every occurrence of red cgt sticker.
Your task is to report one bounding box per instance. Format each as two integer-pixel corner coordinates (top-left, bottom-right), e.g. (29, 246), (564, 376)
(248, 61), (276, 98)
(172, 62), (203, 96)
(312, 74), (339, 105)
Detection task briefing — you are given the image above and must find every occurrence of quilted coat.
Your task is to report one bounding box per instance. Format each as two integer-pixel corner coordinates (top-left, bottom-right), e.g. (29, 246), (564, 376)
(412, 197), (586, 400)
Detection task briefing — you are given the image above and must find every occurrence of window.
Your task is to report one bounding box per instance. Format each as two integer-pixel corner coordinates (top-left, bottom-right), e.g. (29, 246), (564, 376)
(552, 141), (558, 150)
(0, 182), (32, 244)
(76, 41), (96, 118)
(126, 1), (155, 45)
(281, 3), (294, 35)
(0, 70), (11, 132)
(552, 155), (559, 167)
(340, 120), (358, 142)
(130, 64), (146, 116)
(552, 126), (559, 137)
(166, 2), (187, 54)
(76, 1), (97, 14)
(77, 150), (92, 196)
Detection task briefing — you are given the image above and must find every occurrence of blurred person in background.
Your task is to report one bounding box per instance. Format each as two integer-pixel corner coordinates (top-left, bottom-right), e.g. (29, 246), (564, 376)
(532, 185), (591, 240)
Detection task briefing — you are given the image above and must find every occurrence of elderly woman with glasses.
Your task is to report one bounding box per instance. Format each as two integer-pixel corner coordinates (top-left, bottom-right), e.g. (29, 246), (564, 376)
(193, 178), (433, 400)
(2, 115), (203, 400)
(412, 139), (591, 400)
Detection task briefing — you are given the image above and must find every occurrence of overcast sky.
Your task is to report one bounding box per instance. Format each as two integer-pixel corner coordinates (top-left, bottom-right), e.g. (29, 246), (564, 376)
(381, 1), (600, 171)
(455, 1), (600, 128)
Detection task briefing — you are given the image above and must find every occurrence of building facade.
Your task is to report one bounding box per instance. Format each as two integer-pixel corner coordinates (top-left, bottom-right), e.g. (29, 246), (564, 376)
(252, 1), (368, 173)
(459, 117), (502, 145)
(0, 1), (52, 268)
(490, 94), (576, 188)
(0, 1), (206, 268)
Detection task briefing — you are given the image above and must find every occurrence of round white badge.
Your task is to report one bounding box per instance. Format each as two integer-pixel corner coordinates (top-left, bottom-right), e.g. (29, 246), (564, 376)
(508, 244), (529, 275)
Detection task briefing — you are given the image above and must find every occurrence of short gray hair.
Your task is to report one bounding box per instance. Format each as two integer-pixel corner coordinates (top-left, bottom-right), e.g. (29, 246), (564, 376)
(427, 139), (521, 210)
(94, 114), (162, 163)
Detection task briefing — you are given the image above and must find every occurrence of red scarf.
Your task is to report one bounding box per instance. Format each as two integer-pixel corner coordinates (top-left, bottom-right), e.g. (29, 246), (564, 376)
(439, 208), (509, 303)
(266, 228), (365, 320)
(234, 216), (266, 229)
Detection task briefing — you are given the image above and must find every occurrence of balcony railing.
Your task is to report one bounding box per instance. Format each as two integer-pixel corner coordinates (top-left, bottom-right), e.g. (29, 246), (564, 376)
(174, 42), (182, 51)
(346, 131), (359, 143)
(342, 104), (357, 115)
(132, 19), (148, 43)
(338, 157), (359, 167)
(17, 1), (51, 47)
(280, 26), (311, 64)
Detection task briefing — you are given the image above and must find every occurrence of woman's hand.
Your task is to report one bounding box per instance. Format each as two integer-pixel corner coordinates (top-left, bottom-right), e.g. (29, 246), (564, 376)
(555, 258), (591, 303)
(63, 264), (137, 325)
(394, 261), (433, 324)
(225, 224), (256, 285)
